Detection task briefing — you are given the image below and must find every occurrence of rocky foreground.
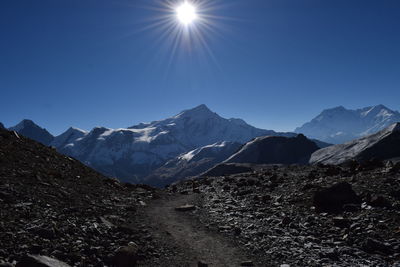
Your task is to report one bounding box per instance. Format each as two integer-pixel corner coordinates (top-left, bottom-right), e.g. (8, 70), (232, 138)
(0, 129), (172, 266)
(172, 161), (400, 266)
(2, 126), (400, 266)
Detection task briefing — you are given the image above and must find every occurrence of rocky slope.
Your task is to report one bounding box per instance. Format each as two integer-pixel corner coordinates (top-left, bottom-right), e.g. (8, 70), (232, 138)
(0, 128), (173, 266)
(310, 122), (400, 165)
(9, 119), (54, 146)
(225, 134), (319, 165)
(3, 125), (400, 266)
(0, 122), (4, 129)
(143, 141), (242, 187)
(172, 161), (400, 266)
(54, 104), (294, 183)
(295, 104), (400, 144)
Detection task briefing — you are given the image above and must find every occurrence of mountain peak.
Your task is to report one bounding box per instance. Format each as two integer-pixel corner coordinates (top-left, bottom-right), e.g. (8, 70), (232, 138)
(187, 104), (212, 113)
(11, 119), (40, 132)
(296, 104), (400, 144)
(176, 104), (216, 118)
(9, 119), (54, 146)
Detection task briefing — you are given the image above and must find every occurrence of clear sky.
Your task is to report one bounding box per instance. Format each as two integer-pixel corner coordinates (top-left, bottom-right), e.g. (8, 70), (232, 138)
(1, 0), (400, 135)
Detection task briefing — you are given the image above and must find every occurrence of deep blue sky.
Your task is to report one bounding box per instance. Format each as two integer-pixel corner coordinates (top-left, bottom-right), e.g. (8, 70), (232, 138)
(1, 0), (400, 134)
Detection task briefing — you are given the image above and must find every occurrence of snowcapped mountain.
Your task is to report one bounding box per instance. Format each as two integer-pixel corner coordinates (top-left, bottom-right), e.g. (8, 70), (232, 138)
(310, 122), (400, 165)
(9, 119), (54, 146)
(54, 104), (293, 182)
(224, 134), (319, 165)
(143, 141), (243, 187)
(295, 105), (400, 144)
(51, 127), (88, 148)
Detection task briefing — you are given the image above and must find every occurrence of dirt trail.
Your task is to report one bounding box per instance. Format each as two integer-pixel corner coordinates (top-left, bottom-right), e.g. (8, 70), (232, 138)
(143, 192), (256, 267)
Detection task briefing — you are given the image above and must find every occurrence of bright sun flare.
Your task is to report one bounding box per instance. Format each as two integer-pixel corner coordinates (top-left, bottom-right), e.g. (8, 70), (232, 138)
(176, 2), (197, 25)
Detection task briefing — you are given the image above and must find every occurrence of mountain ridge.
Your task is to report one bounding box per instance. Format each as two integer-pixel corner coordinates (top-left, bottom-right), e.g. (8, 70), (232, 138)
(52, 104), (295, 183)
(310, 122), (400, 165)
(295, 104), (400, 144)
(9, 119), (54, 146)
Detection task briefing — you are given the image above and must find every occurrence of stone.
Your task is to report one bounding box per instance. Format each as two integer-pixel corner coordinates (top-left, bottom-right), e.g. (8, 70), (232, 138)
(197, 260), (208, 267)
(313, 182), (361, 213)
(362, 238), (393, 254)
(332, 217), (351, 228)
(175, 204), (196, 211)
(16, 254), (71, 267)
(113, 243), (139, 267)
(369, 195), (392, 208)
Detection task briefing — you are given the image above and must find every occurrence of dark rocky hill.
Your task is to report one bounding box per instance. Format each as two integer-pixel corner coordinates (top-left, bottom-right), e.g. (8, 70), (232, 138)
(225, 134), (319, 165)
(310, 122), (400, 165)
(0, 128), (168, 266)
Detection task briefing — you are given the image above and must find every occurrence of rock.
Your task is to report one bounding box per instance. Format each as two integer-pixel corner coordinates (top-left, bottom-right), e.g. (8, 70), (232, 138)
(332, 217), (351, 228)
(342, 203), (361, 212)
(240, 261), (254, 266)
(113, 243), (139, 267)
(368, 195), (392, 208)
(175, 204), (196, 211)
(362, 238), (393, 254)
(34, 227), (55, 239)
(197, 260), (208, 267)
(313, 182), (361, 213)
(16, 254), (71, 267)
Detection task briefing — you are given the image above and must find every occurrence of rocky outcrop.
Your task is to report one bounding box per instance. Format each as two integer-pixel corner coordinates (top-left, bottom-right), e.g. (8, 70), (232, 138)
(225, 134), (319, 165)
(310, 123), (400, 165)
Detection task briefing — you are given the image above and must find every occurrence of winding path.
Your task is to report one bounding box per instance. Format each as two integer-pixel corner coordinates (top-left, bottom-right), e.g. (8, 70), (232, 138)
(143, 192), (257, 267)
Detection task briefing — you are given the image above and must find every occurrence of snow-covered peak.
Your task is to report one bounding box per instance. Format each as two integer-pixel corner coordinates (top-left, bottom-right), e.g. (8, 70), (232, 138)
(295, 104), (400, 144)
(173, 104), (217, 119)
(51, 127), (88, 148)
(359, 104), (394, 118)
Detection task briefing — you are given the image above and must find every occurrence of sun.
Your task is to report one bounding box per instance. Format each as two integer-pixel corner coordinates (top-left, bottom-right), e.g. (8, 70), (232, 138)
(176, 2), (197, 26)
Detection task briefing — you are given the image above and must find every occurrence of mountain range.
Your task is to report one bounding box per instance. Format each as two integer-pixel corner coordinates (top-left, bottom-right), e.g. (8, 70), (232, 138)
(296, 104), (400, 144)
(5, 105), (294, 184)
(4, 104), (399, 186)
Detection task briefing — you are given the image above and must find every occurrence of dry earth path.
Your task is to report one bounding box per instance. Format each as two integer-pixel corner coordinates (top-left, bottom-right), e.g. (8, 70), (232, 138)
(142, 192), (259, 267)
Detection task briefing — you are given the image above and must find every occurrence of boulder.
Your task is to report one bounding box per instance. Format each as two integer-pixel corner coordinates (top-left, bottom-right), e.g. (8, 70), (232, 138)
(113, 243), (140, 267)
(313, 182), (361, 213)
